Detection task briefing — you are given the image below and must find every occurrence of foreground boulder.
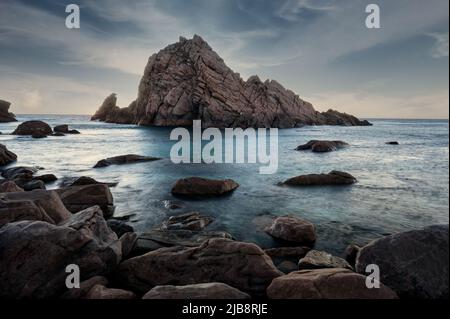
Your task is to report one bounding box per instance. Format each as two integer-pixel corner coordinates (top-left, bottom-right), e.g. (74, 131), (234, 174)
(283, 171), (357, 186)
(296, 140), (348, 153)
(0, 181), (24, 193)
(265, 216), (316, 244)
(143, 283), (250, 299)
(0, 189), (72, 227)
(117, 238), (282, 296)
(56, 184), (114, 218)
(0, 144), (17, 166)
(267, 268), (398, 299)
(356, 224), (449, 299)
(298, 250), (353, 270)
(0, 206), (122, 298)
(94, 154), (160, 168)
(172, 177), (239, 197)
(12, 120), (52, 136)
(0, 100), (17, 122)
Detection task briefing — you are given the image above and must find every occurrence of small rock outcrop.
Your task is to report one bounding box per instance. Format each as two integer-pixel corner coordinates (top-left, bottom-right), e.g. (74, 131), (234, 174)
(12, 121), (53, 136)
(267, 268), (398, 299)
(53, 124), (80, 135)
(91, 36), (371, 128)
(298, 250), (353, 270)
(0, 144), (17, 166)
(356, 224), (449, 299)
(296, 140), (349, 152)
(161, 211), (213, 231)
(143, 283), (251, 299)
(171, 177), (239, 197)
(0, 100), (17, 122)
(265, 216), (316, 244)
(94, 154), (161, 168)
(283, 171), (357, 186)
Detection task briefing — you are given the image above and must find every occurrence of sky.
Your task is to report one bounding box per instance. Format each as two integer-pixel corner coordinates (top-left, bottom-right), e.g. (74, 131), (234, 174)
(0, 0), (448, 119)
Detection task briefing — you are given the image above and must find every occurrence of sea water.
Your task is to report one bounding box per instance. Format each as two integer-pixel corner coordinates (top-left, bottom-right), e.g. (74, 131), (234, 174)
(1, 115), (448, 256)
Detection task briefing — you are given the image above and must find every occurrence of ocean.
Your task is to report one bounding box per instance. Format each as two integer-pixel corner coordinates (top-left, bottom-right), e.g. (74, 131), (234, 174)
(1, 115), (448, 256)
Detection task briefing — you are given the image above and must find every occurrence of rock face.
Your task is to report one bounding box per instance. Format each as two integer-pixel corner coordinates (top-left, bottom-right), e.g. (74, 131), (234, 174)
(0, 144), (17, 166)
(0, 206), (121, 298)
(298, 250), (353, 270)
(172, 177), (239, 197)
(94, 154), (160, 168)
(267, 268), (398, 299)
(143, 283), (251, 299)
(91, 35), (371, 128)
(283, 171), (357, 186)
(0, 100), (17, 122)
(117, 238), (282, 296)
(355, 224), (449, 299)
(12, 121), (53, 136)
(265, 216), (316, 244)
(296, 140), (348, 153)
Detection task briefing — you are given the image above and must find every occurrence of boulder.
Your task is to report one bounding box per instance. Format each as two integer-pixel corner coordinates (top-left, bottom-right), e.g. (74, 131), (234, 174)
(59, 176), (118, 188)
(22, 179), (46, 191)
(33, 174), (57, 183)
(0, 181), (24, 193)
(298, 250), (353, 270)
(0, 206), (121, 298)
(161, 211), (213, 231)
(54, 125), (69, 133)
(276, 261), (298, 274)
(12, 120), (52, 136)
(1, 166), (40, 180)
(0, 144), (17, 166)
(117, 238), (283, 296)
(264, 246), (310, 259)
(355, 224), (449, 299)
(120, 232), (138, 259)
(0, 189), (72, 227)
(143, 283), (251, 299)
(56, 184), (114, 218)
(386, 141), (399, 145)
(344, 244), (360, 267)
(283, 171), (357, 186)
(267, 268), (398, 299)
(296, 140), (348, 152)
(107, 219), (134, 237)
(61, 276), (109, 299)
(265, 216), (316, 244)
(94, 154), (160, 168)
(0, 100), (17, 122)
(86, 284), (136, 299)
(172, 177), (239, 197)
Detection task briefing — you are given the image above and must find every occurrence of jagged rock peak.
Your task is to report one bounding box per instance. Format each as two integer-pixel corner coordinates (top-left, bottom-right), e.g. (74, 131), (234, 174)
(92, 35), (371, 128)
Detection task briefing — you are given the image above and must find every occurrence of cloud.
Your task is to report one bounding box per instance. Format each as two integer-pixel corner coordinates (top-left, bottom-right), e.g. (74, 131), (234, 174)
(19, 90), (43, 110)
(428, 32), (449, 58)
(276, 0), (336, 22)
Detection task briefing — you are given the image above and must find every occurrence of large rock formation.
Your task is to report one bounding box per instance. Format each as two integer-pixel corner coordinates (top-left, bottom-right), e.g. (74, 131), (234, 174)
(0, 100), (17, 122)
(91, 35), (371, 128)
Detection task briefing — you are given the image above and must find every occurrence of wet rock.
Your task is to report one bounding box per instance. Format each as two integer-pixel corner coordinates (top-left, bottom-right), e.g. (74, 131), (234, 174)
(143, 283), (251, 299)
(117, 238), (282, 296)
(298, 250), (353, 270)
(0, 181), (24, 193)
(0, 189), (72, 227)
(0, 206), (121, 298)
(1, 166), (39, 180)
(163, 200), (184, 210)
(120, 232), (138, 259)
(172, 177), (239, 197)
(54, 125), (69, 133)
(267, 268), (398, 299)
(0, 144), (17, 166)
(161, 211), (213, 231)
(61, 276), (109, 299)
(33, 174), (57, 184)
(56, 184), (114, 218)
(32, 133), (48, 139)
(386, 141), (399, 145)
(107, 219), (134, 237)
(264, 246), (311, 259)
(12, 120), (52, 136)
(94, 154), (161, 168)
(344, 244), (360, 267)
(22, 180), (46, 191)
(296, 140), (348, 152)
(0, 100), (17, 122)
(86, 284), (136, 299)
(355, 224), (449, 299)
(68, 129), (80, 134)
(283, 171), (357, 186)
(59, 176), (118, 188)
(265, 216), (316, 244)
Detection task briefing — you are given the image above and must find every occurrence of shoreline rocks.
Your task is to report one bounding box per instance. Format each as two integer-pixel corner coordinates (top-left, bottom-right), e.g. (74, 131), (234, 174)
(143, 283), (251, 299)
(296, 140), (349, 153)
(94, 154), (161, 168)
(172, 177), (239, 197)
(161, 211), (213, 231)
(265, 216), (316, 244)
(0, 144), (17, 166)
(298, 250), (353, 270)
(283, 171), (357, 186)
(0, 100), (17, 122)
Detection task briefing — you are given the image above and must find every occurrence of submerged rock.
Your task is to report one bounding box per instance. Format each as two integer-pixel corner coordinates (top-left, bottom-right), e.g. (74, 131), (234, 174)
(265, 216), (316, 244)
(283, 171), (357, 186)
(94, 154), (161, 168)
(267, 268), (397, 299)
(296, 140), (349, 153)
(356, 224), (449, 299)
(143, 283), (251, 299)
(171, 177), (239, 197)
(0, 206), (121, 298)
(0, 100), (17, 122)
(12, 120), (53, 136)
(0, 144), (17, 166)
(117, 238), (282, 296)
(298, 250), (353, 270)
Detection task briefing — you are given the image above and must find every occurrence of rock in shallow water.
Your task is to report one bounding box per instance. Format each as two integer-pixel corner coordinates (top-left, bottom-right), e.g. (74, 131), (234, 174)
(171, 177), (239, 197)
(283, 170), (357, 186)
(0, 144), (17, 166)
(298, 250), (353, 270)
(117, 238), (282, 296)
(12, 120), (52, 136)
(356, 224), (449, 299)
(296, 140), (348, 153)
(94, 154), (160, 168)
(267, 268), (398, 299)
(265, 216), (316, 244)
(143, 283), (250, 299)
(161, 211), (213, 231)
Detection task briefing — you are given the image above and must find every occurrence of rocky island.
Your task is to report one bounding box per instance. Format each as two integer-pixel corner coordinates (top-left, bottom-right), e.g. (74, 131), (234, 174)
(91, 35), (371, 128)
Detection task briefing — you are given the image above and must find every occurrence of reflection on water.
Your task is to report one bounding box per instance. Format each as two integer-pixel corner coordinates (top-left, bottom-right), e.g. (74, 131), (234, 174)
(1, 115), (449, 256)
